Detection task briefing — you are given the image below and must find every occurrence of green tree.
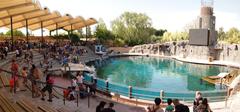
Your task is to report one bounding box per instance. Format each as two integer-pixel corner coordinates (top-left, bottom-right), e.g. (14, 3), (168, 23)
(111, 12), (153, 46)
(154, 29), (167, 36)
(225, 27), (240, 44)
(69, 32), (80, 42)
(159, 31), (188, 43)
(218, 27), (226, 41)
(77, 29), (84, 38)
(5, 30), (25, 36)
(94, 19), (113, 43)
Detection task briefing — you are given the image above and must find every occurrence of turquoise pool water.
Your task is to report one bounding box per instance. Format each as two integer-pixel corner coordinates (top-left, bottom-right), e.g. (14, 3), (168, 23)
(93, 56), (230, 93)
(84, 56), (230, 101)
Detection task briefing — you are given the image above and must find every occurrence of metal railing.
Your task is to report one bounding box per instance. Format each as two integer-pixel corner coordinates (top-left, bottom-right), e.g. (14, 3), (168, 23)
(0, 68), (93, 108)
(84, 72), (228, 105)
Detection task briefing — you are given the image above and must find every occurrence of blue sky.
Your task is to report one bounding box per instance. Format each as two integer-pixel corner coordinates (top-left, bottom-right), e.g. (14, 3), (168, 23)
(36, 0), (240, 32)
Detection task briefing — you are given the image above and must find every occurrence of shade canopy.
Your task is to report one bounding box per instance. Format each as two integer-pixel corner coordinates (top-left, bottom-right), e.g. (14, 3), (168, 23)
(0, 0), (97, 31)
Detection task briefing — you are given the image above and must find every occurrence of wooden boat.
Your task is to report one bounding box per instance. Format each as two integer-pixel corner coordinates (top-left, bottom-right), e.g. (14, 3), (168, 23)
(202, 70), (239, 86)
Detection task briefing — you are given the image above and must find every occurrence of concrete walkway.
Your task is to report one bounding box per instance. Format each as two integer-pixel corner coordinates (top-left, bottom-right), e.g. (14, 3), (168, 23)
(0, 49), (146, 112)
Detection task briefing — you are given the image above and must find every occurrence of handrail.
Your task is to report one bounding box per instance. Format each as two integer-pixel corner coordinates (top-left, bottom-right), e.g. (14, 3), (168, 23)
(84, 72), (228, 103)
(0, 67), (96, 108)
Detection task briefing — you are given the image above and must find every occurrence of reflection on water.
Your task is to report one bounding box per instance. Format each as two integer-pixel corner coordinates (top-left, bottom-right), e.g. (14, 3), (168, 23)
(92, 56), (230, 92)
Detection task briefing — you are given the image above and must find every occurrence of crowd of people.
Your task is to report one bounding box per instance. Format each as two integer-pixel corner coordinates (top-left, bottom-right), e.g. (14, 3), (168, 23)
(96, 101), (116, 112)
(1, 40), (215, 112)
(145, 91), (212, 112)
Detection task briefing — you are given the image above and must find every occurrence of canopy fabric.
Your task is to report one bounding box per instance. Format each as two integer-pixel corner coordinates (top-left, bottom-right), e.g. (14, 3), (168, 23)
(0, 8), (50, 27)
(0, 0), (35, 10)
(0, 0), (97, 32)
(0, 1), (41, 19)
(29, 14), (73, 31)
(6, 11), (61, 30)
(64, 18), (97, 31)
(46, 16), (85, 31)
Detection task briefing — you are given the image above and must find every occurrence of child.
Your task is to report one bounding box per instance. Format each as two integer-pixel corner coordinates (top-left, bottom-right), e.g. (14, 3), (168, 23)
(165, 99), (174, 112)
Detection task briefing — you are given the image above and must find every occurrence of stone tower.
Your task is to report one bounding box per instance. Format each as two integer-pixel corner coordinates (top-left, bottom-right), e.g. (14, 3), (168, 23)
(198, 0), (216, 30)
(189, 0), (217, 46)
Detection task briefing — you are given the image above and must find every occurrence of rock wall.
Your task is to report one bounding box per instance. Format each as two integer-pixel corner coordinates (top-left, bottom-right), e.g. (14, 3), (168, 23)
(129, 41), (240, 64)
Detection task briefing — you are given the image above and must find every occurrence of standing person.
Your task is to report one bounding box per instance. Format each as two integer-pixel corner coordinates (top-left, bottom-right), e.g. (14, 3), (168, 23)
(197, 98), (212, 112)
(193, 91), (203, 112)
(147, 98), (164, 112)
(41, 74), (54, 102)
(71, 78), (77, 88)
(11, 59), (20, 91)
(21, 67), (28, 85)
(4, 46), (8, 57)
(76, 72), (84, 87)
(102, 103), (116, 112)
(165, 99), (174, 112)
(96, 101), (106, 112)
(30, 64), (41, 97)
(16, 49), (20, 58)
(172, 99), (190, 112)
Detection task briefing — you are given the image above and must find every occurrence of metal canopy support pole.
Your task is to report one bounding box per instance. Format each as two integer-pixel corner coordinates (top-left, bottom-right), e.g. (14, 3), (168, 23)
(56, 23), (58, 36)
(25, 19), (29, 45)
(10, 16), (14, 51)
(85, 26), (87, 44)
(56, 23), (58, 42)
(71, 24), (73, 35)
(70, 24), (73, 41)
(41, 21), (44, 46)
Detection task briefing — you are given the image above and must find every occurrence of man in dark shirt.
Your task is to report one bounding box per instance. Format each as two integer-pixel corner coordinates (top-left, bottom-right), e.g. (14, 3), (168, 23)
(102, 103), (116, 112)
(173, 99), (189, 112)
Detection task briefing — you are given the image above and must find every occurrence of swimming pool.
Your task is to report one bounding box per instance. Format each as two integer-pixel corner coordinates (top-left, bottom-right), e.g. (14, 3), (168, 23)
(86, 56), (230, 101)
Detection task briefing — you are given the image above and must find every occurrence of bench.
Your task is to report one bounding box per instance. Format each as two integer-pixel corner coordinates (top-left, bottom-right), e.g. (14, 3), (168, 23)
(0, 73), (10, 87)
(38, 104), (58, 112)
(57, 107), (71, 112)
(17, 99), (42, 112)
(0, 92), (23, 112)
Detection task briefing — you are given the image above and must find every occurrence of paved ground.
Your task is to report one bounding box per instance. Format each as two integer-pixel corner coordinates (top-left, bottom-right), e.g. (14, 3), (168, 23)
(0, 49), (146, 112)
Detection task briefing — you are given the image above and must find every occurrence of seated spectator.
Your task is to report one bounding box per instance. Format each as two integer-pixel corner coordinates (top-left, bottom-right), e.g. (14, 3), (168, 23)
(147, 98), (164, 112)
(63, 87), (71, 100)
(90, 79), (97, 95)
(69, 86), (76, 101)
(165, 99), (174, 112)
(76, 72), (84, 87)
(193, 91), (203, 112)
(96, 101), (106, 112)
(197, 98), (212, 112)
(102, 103), (115, 112)
(173, 99), (189, 112)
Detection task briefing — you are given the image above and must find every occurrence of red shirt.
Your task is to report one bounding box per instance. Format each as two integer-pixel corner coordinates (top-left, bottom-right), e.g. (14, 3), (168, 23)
(11, 63), (19, 72)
